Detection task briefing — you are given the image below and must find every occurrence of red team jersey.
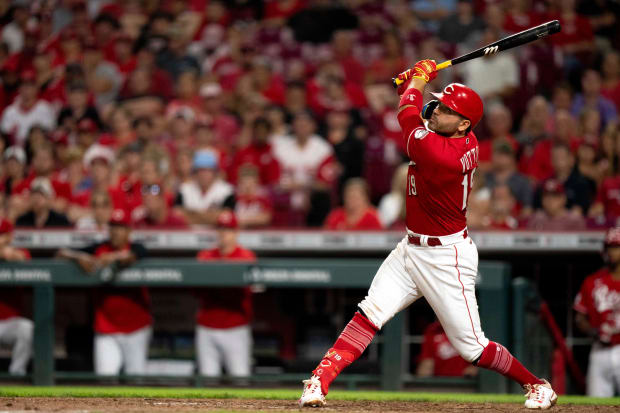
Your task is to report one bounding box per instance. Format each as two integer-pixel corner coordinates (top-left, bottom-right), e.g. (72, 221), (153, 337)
(196, 246), (256, 329)
(574, 268), (620, 345)
(91, 243), (152, 334)
(397, 89), (478, 236)
(419, 321), (471, 376)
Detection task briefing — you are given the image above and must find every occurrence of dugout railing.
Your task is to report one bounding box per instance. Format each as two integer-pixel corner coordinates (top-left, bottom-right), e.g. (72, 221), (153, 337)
(0, 258), (513, 392)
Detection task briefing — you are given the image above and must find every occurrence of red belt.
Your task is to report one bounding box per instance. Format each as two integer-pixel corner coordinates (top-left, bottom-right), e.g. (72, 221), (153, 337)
(408, 230), (468, 247)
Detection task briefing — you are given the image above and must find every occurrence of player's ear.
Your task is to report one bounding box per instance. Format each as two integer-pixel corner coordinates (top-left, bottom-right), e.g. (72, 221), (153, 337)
(457, 118), (471, 134)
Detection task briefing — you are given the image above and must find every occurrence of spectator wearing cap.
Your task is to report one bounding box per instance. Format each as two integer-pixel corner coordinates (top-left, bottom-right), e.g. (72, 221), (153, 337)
(71, 144), (117, 211)
(57, 209), (151, 376)
(0, 218), (33, 376)
(196, 211), (255, 378)
(13, 145), (73, 214)
(175, 150), (235, 226)
(229, 117), (281, 187)
(15, 177), (71, 228)
(485, 141), (533, 217)
(0, 146), (27, 196)
(0, 69), (55, 146)
(527, 179), (586, 230)
(234, 166), (274, 229)
(200, 82), (240, 148)
(134, 183), (187, 229)
(324, 178), (382, 231)
(76, 118), (99, 150)
(113, 143), (144, 215)
(165, 105), (197, 155)
(571, 69), (618, 130)
(57, 81), (102, 133)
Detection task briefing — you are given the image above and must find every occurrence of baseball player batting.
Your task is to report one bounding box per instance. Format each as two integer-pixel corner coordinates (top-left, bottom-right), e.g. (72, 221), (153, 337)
(574, 228), (620, 397)
(299, 60), (558, 409)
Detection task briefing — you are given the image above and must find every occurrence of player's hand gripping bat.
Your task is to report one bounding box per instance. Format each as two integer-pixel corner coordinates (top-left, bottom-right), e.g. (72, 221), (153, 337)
(392, 20), (561, 88)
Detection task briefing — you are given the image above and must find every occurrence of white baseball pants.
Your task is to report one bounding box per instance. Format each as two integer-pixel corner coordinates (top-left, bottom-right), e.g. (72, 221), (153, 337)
(587, 342), (620, 397)
(359, 234), (489, 362)
(196, 324), (252, 377)
(94, 326), (152, 375)
(0, 317), (33, 375)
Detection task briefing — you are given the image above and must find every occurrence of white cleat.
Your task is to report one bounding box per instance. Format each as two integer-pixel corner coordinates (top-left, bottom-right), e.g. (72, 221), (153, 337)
(299, 375), (326, 408)
(524, 379), (558, 409)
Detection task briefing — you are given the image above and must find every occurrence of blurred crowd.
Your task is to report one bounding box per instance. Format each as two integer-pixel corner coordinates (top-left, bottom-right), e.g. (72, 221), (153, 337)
(0, 0), (619, 231)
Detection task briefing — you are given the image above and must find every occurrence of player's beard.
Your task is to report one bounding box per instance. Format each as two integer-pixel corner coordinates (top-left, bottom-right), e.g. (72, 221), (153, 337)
(429, 117), (459, 137)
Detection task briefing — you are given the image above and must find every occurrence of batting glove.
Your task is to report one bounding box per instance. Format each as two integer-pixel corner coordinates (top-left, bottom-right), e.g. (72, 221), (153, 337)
(396, 60), (437, 95)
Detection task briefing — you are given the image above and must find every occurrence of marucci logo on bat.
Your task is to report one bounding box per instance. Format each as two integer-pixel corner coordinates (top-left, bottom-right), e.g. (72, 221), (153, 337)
(484, 46), (499, 55)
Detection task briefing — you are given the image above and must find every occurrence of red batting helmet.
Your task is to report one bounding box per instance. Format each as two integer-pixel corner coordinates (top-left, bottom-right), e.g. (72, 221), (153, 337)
(604, 227), (620, 247)
(430, 83), (484, 128)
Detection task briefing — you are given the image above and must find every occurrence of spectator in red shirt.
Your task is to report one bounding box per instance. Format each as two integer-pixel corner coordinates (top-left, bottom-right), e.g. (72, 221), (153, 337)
(57, 209), (151, 376)
(0, 218), (33, 376)
(324, 178), (383, 231)
(229, 117), (281, 186)
(133, 183), (188, 229)
(235, 166), (274, 229)
(416, 321), (477, 378)
(196, 211), (255, 377)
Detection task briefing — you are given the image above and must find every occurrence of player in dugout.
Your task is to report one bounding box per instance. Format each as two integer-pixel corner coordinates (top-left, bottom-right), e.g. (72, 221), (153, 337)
(299, 60), (558, 409)
(574, 227), (620, 397)
(195, 210), (255, 378)
(57, 209), (151, 376)
(0, 218), (33, 376)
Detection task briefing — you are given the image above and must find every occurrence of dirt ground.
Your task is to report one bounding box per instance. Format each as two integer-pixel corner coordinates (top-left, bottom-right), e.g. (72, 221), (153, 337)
(0, 398), (617, 413)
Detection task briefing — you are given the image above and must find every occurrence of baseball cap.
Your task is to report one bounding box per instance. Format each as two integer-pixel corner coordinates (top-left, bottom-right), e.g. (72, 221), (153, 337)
(109, 209), (131, 227)
(20, 69), (36, 83)
(0, 218), (13, 234)
(200, 82), (222, 98)
(4, 146), (26, 164)
(30, 177), (55, 197)
(83, 144), (115, 169)
(78, 118), (98, 133)
(216, 210), (238, 229)
(542, 179), (565, 195)
(193, 150), (218, 170)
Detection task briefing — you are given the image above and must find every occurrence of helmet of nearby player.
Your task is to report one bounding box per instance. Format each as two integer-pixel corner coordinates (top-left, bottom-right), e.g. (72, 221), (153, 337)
(430, 83), (484, 128)
(604, 227), (620, 248)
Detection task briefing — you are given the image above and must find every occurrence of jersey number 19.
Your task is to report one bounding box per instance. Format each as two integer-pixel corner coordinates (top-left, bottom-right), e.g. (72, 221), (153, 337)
(461, 168), (476, 210)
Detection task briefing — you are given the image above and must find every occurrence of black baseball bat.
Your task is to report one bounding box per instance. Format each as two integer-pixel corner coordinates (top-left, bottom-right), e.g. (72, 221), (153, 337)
(392, 20), (561, 88)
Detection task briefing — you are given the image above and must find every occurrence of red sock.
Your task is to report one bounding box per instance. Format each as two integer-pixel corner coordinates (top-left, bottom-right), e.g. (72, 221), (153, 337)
(312, 312), (378, 395)
(477, 341), (544, 387)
